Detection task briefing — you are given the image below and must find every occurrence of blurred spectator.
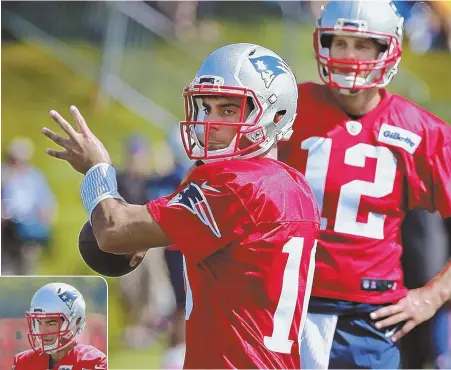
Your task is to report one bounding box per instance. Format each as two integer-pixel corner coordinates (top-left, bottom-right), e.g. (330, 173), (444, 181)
(401, 209), (451, 369)
(116, 133), (188, 369)
(431, 1), (451, 52)
(147, 130), (190, 369)
(396, 1), (451, 53)
(152, 0), (219, 42)
(116, 135), (161, 348)
(1, 137), (57, 275)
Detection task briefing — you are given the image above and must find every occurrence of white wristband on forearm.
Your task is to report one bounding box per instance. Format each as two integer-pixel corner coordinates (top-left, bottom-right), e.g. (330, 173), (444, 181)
(81, 163), (123, 224)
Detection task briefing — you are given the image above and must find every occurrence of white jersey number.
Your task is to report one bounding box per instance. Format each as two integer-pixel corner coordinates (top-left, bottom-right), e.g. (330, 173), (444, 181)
(302, 137), (397, 239)
(185, 238), (317, 355)
(183, 257), (194, 320)
(264, 237), (317, 354)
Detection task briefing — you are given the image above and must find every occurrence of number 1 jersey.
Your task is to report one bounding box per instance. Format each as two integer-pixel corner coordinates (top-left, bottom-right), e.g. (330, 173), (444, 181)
(147, 158), (320, 369)
(280, 82), (451, 304)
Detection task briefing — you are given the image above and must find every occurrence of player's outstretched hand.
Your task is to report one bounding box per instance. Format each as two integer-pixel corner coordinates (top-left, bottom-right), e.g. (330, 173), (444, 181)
(370, 286), (443, 342)
(42, 106), (112, 174)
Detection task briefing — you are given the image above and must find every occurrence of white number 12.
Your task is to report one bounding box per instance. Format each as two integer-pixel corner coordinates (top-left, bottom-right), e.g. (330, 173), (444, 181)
(301, 137), (397, 239)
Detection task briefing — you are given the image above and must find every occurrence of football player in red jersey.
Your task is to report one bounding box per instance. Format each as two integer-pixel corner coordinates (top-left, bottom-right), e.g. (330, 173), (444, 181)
(42, 43), (321, 369)
(278, 0), (451, 368)
(12, 282), (107, 370)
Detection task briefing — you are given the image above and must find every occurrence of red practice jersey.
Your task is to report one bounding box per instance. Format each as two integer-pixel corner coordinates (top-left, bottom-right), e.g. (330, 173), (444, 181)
(280, 82), (451, 304)
(147, 158), (320, 369)
(12, 343), (107, 370)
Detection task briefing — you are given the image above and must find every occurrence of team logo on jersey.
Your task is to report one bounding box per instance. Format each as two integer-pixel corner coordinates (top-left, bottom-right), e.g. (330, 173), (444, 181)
(377, 123), (422, 154)
(168, 182), (221, 238)
(249, 55), (289, 88)
(57, 290), (80, 311)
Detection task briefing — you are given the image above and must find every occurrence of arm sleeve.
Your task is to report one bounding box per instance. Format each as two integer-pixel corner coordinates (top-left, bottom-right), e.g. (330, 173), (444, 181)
(80, 349), (107, 369)
(408, 132), (451, 218)
(147, 168), (252, 263)
(431, 143), (451, 217)
(87, 356), (107, 369)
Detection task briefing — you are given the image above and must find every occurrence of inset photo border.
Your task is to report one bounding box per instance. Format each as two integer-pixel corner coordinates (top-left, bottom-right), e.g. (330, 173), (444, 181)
(0, 276), (108, 369)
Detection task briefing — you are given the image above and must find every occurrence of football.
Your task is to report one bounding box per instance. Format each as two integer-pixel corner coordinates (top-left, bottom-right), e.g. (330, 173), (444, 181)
(78, 221), (142, 277)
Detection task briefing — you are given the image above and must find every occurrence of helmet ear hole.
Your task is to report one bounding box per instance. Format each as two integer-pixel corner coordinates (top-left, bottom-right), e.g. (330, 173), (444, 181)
(274, 110), (286, 124)
(246, 97), (255, 112)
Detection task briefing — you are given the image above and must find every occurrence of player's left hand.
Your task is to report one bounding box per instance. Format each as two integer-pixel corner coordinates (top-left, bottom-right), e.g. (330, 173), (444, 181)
(370, 285), (443, 342)
(42, 106), (112, 174)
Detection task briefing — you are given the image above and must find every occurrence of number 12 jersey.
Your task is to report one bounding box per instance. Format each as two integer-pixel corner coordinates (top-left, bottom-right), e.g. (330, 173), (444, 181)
(280, 82), (451, 304)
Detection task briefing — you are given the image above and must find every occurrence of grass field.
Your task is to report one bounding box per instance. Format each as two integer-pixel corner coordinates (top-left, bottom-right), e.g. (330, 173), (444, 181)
(2, 19), (450, 368)
(108, 338), (165, 369)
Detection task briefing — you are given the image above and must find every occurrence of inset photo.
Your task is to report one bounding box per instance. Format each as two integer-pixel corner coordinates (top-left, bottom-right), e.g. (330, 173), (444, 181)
(0, 276), (107, 370)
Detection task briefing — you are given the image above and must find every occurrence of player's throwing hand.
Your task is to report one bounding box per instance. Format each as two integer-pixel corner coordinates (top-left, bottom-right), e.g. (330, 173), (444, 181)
(42, 106), (112, 174)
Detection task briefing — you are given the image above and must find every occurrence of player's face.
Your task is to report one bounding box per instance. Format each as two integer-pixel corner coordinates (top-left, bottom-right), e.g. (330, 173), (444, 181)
(198, 96), (251, 150)
(329, 35), (380, 78)
(37, 318), (60, 344)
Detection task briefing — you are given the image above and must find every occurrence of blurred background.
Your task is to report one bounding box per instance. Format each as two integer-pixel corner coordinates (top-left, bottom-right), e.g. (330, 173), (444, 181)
(1, 1), (451, 368)
(0, 276), (107, 369)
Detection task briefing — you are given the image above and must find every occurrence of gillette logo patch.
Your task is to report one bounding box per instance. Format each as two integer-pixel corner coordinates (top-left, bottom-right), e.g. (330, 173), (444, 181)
(377, 123), (422, 154)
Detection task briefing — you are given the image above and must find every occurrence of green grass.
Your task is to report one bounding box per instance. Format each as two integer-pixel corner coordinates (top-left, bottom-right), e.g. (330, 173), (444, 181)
(1, 42), (166, 367)
(2, 19), (450, 369)
(108, 338), (166, 369)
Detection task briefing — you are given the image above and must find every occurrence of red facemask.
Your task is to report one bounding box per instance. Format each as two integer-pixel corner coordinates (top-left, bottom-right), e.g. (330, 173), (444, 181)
(313, 27), (402, 91)
(180, 84), (265, 161)
(26, 312), (75, 354)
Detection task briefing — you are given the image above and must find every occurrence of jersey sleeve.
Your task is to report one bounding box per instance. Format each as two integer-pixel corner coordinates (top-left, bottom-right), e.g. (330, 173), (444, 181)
(408, 125), (451, 218)
(78, 346), (107, 370)
(79, 357), (107, 370)
(430, 141), (451, 217)
(147, 166), (252, 263)
(12, 350), (33, 370)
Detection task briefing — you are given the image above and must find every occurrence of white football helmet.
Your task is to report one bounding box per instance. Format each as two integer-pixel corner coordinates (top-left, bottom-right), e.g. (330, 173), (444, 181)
(26, 283), (86, 354)
(314, 0), (404, 93)
(180, 43), (298, 162)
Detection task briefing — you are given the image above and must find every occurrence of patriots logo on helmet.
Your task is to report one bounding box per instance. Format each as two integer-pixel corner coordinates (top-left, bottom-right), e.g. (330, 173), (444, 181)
(249, 55), (289, 88)
(57, 290), (80, 311)
(168, 182), (221, 238)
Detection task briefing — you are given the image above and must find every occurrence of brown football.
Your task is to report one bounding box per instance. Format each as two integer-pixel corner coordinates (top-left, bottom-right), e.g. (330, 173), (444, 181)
(78, 221), (142, 277)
